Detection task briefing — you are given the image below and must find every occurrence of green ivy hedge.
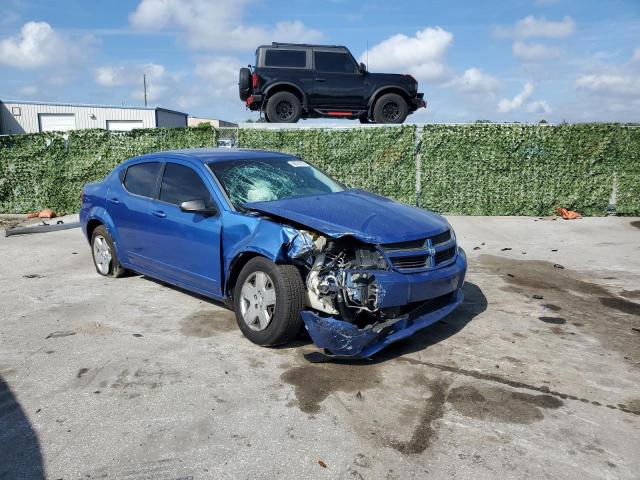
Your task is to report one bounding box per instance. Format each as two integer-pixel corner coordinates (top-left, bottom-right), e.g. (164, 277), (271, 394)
(418, 124), (620, 216)
(0, 126), (218, 213)
(1, 123), (638, 215)
(238, 126), (417, 205)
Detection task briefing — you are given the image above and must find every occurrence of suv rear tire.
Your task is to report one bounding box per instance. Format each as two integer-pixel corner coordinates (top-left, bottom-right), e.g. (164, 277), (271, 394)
(238, 68), (251, 101)
(266, 91), (302, 123)
(373, 93), (408, 124)
(233, 257), (305, 346)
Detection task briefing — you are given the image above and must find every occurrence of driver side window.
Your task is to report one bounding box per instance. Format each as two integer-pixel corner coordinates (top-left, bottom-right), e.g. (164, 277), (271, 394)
(160, 163), (213, 207)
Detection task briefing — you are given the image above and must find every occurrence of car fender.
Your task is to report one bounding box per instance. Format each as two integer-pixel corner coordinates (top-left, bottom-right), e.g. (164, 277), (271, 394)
(263, 81), (308, 107)
(84, 206), (124, 259)
(221, 212), (309, 296)
(367, 85), (412, 108)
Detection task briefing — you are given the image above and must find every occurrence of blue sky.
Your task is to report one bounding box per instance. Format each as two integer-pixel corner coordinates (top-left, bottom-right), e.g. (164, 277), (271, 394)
(1, 0), (639, 123)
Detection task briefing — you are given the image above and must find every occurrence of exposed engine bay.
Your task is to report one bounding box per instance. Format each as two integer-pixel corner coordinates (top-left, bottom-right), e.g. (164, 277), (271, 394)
(290, 230), (392, 326)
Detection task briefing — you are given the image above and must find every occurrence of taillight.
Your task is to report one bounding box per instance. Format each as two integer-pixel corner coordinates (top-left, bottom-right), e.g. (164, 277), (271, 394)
(251, 73), (259, 89)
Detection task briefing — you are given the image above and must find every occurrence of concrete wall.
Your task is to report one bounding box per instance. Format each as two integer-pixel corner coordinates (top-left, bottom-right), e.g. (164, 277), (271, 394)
(156, 109), (187, 128)
(0, 102), (187, 134)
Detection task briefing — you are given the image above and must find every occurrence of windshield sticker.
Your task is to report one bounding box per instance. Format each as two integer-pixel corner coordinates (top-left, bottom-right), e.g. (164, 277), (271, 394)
(288, 160), (308, 167)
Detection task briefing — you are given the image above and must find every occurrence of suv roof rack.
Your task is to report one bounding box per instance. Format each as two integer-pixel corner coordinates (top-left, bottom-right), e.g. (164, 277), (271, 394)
(269, 42), (346, 49)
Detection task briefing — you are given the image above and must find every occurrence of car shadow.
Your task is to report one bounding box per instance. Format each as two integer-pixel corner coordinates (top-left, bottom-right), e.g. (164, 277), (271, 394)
(138, 274), (486, 360)
(0, 375), (45, 479)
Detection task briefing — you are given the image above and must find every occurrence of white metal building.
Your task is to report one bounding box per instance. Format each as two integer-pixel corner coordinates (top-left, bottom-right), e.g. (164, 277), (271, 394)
(0, 100), (188, 135)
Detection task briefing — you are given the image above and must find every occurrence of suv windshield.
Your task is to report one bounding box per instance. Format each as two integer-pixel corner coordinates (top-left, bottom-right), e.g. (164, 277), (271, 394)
(209, 157), (344, 206)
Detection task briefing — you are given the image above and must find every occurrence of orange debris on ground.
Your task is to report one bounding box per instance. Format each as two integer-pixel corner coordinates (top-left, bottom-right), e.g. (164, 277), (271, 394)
(555, 207), (582, 220)
(27, 209), (57, 219)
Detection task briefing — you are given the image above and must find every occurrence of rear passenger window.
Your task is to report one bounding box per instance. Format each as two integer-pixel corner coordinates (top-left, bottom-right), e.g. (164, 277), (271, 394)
(160, 163), (213, 206)
(264, 49), (306, 68)
(314, 51), (357, 73)
(123, 162), (161, 197)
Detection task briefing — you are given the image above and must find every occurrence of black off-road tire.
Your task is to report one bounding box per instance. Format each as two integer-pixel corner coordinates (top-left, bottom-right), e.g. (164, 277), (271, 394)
(265, 91), (302, 123)
(233, 257), (305, 346)
(373, 93), (409, 124)
(91, 225), (126, 278)
(238, 68), (251, 101)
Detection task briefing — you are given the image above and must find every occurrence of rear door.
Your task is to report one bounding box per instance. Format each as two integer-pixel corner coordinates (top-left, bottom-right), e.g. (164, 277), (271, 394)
(145, 161), (223, 296)
(310, 49), (365, 108)
(107, 161), (161, 269)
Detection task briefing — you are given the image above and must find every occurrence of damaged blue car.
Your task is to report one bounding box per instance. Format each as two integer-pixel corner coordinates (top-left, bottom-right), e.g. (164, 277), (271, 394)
(80, 148), (467, 358)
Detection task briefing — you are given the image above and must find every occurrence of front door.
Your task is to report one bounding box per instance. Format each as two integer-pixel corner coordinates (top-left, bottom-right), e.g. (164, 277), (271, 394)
(145, 161), (223, 296)
(311, 49), (365, 108)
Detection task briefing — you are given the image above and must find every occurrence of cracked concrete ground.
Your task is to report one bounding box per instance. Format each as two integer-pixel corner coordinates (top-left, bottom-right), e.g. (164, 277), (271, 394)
(1, 216), (639, 479)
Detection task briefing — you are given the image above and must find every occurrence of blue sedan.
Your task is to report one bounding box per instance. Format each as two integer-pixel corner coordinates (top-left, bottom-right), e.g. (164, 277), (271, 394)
(80, 148), (466, 358)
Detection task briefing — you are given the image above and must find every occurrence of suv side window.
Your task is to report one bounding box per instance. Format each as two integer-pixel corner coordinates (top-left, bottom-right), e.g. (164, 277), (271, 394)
(264, 49), (306, 68)
(160, 162), (213, 206)
(123, 162), (161, 198)
(314, 51), (357, 74)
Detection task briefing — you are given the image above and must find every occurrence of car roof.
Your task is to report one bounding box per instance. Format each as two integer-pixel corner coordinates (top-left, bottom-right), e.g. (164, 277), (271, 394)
(129, 148), (296, 165)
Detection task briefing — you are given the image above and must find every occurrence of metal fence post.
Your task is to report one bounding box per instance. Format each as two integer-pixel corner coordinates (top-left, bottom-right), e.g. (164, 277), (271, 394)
(414, 126), (423, 207)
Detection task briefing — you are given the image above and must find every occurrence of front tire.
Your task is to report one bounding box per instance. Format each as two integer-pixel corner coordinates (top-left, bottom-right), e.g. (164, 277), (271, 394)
(265, 91), (302, 123)
(233, 257), (305, 346)
(91, 225), (126, 278)
(373, 93), (408, 124)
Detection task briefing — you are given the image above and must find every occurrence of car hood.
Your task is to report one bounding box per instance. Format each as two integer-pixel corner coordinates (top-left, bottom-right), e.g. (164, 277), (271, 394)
(246, 189), (449, 244)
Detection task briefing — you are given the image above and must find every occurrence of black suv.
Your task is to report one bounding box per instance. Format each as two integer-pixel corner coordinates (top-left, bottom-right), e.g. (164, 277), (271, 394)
(239, 43), (426, 123)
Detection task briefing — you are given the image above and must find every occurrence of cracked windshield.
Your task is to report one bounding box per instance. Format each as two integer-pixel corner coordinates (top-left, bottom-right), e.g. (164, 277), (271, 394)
(209, 157), (344, 205)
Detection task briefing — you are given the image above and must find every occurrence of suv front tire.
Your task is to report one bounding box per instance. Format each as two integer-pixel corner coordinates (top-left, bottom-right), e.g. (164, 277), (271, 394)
(266, 91), (302, 123)
(373, 93), (408, 124)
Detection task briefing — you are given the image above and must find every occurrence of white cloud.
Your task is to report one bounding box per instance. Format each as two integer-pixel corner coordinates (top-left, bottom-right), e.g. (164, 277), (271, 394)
(361, 27), (453, 82)
(497, 82), (534, 112)
(94, 63), (175, 103)
(512, 41), (560, 61)
(448, 68), (500, 94)
(0, 21), (83, 69)
(129, 0), (322, 50)
(576, 74), (640, 97)
(527, 100), (552, 114)
(632, 47), (640, 63)
(17, 85), (38, 97)
(195, 56), (243, 96)
(95, 63), (166, 88)
(495, 15), (575, 39)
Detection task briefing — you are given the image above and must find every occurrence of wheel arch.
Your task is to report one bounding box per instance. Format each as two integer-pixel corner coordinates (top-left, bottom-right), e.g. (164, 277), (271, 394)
(224, 251), (272, 299)
(367, 86), (412, 110)
(264, 82), (307, 108)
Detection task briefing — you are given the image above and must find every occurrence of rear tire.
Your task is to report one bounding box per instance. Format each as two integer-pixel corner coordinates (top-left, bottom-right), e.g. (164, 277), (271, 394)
(238, 68), (251, 101)
(266, 91), (302, 123)
(373, 93), (408, 124)
(91, 225), (126, 278)
(233, 257), (305, 346)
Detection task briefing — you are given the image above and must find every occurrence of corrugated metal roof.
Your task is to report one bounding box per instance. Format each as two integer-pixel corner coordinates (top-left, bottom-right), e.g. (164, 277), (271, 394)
(0, 99), (187, 116)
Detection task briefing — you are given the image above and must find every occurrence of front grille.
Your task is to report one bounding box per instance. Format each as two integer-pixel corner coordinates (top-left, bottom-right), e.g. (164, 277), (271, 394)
(430, 229), (451, 245)
(391, 255), (429, 270)
(382, 239), (426, 252)
(435, 246), (456, 265)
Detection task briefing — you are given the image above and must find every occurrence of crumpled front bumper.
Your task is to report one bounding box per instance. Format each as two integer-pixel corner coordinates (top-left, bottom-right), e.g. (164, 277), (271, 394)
(300, 289), (463, 359)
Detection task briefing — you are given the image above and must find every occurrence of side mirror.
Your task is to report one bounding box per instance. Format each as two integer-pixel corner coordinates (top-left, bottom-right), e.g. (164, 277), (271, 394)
(180, 199), (218, 216)
(359, 62), (367, 74)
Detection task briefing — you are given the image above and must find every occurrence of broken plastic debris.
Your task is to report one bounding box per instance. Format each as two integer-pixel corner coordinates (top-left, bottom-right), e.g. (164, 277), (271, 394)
(317, 460), (327, 468)
(553, 264), (565, 269)
(533, 294), (544, 300)
(555, 207), (582, 220)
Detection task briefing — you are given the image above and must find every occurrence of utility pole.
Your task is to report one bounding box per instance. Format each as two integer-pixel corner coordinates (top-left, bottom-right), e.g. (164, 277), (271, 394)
(143, 74), (148, 107)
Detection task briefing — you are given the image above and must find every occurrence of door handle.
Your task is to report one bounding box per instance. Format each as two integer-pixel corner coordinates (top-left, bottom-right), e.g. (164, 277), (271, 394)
(108, 197), (119, 205)
(152, 210), (166, 218)
(315, 78), (326, 82)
